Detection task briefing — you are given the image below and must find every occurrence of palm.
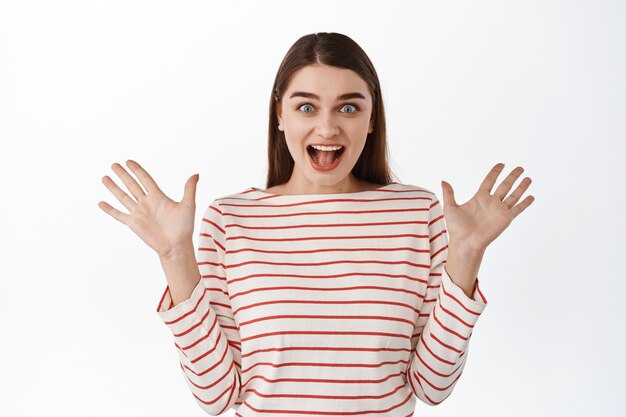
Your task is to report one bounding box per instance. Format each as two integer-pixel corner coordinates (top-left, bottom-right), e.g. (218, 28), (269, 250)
(98, 160), (200, 258)
(441, 163), (535, 251)
(128, 191), (196, 254)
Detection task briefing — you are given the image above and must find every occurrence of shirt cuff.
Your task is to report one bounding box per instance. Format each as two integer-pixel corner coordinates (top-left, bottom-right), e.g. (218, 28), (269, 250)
(155, 278), (206, 324)
(442, 265), (488, 311)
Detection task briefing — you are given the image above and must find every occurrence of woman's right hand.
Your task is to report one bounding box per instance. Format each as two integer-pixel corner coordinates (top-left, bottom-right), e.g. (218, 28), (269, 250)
(98, 160), (200, 259)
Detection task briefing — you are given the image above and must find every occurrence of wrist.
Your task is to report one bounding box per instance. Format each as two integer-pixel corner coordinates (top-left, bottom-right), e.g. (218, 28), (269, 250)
(445, 240), (485, 299)
(159, 241), (195, 262)
(448, 239), (486, 258)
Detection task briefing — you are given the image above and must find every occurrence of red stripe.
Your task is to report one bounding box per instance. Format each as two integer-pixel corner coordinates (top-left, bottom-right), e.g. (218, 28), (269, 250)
(239, 313), (415, 327)
(227, 258), (431, 270)
(198, 232), (226, 252)
(242, 381), (406, 400)
(241, 390), (413, 415)
(416, 345), (466, 377)
(227, 245), (430, 255)
(156, 285), (169, 312)
(432, 305), (470, 342)
(174, 307), (220, 344)
(222, 206), (428, 219)
(441, 278), (484, 316)
(240, 345), (412, 360)
(201, 217), (225, 235)
(233, 298), (420, 316)
(230, 281), (428, 302)
(240, 329), (413, 344)
(227, 233), (430, 244)
(475, 278), (488, 304)
(222, 195), (429, 209)
(228, 271), (428, 287)
(161, 283), (213, 325)
(227, 219), (427, 231)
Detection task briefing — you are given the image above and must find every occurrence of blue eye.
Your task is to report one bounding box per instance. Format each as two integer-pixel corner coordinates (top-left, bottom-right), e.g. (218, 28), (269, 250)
(298, 104), (314, 113)
(340, 104), (358, 114)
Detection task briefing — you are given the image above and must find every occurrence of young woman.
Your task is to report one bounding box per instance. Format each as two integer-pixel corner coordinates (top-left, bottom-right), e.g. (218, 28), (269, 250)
(99, 32), (534, 416)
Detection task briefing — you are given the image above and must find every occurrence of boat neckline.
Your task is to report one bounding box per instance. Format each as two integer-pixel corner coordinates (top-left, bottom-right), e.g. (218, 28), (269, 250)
(250, 182), (397, 197)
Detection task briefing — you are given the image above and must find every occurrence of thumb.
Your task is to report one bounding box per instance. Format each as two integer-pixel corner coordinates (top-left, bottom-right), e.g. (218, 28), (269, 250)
(440, 180), (458, 208)
(182, 173), (200, 206)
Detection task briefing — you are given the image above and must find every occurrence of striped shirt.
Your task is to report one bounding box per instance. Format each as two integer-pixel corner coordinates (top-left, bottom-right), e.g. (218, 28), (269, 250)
(156, 182), (488, 416)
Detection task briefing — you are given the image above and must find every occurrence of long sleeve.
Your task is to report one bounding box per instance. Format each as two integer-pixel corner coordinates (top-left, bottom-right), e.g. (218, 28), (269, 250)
(155, 200), (242, 416)
(405, 194), (489, 405)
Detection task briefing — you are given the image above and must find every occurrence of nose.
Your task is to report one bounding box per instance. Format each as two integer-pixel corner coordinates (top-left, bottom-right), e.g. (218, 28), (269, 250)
(315, 112), (340, 138)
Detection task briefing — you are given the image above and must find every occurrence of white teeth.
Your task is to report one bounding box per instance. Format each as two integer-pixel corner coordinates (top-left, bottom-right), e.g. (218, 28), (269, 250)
(310, 145), (343, 151)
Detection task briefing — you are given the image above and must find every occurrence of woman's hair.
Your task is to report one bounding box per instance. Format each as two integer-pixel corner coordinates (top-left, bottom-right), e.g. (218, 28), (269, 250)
(265, 32), (399, 188)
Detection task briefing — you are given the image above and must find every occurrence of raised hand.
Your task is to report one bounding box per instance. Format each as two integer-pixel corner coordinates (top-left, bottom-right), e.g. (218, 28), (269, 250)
(440, 162), (535, 252)
(98, 160), (200, 259)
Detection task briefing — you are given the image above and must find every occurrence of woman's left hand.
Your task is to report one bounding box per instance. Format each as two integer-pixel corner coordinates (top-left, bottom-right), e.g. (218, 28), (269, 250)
(440, 163), (535, 253)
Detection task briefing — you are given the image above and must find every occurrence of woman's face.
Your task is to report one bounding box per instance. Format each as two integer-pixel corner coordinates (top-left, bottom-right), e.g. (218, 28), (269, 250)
(276, 64), (374, 192)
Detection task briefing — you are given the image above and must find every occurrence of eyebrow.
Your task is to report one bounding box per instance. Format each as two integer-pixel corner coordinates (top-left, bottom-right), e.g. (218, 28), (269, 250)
(288, 91), (367, 101)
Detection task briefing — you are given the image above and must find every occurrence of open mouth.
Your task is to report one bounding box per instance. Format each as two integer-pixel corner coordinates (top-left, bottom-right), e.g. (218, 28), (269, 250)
(306, 145), (345, 166)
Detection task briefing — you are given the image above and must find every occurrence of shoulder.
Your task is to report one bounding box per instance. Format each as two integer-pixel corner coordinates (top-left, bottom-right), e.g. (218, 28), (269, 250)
(384, 183), (444, 217)
(386, 182), (438, 199)
(199, 188), (258, 225)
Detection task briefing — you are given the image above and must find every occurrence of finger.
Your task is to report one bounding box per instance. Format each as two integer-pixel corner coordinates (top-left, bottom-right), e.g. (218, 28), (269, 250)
(503, 177), (532, 208)
(102, 175), (137, 211)
(477, 163), (506, 195)
(440, 180), (458, 208)
(182, 174), (199, 206)
(97, 200), (130, 225)
(493, 166), (525, 201)
(125, 160), (164, 195)
(111, 162), (147, 201)
(510, 195), (535, 218)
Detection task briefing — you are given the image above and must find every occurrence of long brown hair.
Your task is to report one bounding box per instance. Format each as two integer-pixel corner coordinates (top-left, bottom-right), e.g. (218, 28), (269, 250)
(266, 32), (399, 188)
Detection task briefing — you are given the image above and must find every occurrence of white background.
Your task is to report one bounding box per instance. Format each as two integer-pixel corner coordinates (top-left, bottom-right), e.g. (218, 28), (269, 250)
(1, 0), (624, 416)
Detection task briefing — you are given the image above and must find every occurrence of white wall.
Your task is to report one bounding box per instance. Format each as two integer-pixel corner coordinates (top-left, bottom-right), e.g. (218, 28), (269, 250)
(1, 0), (624, 416)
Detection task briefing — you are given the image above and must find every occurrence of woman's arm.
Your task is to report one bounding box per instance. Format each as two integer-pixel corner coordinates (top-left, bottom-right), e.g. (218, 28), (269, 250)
(158, 242), (201, 306)
(444, 243), (485, 299)
(405, 196), (488, 405)
(156, 201), (242, 415)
